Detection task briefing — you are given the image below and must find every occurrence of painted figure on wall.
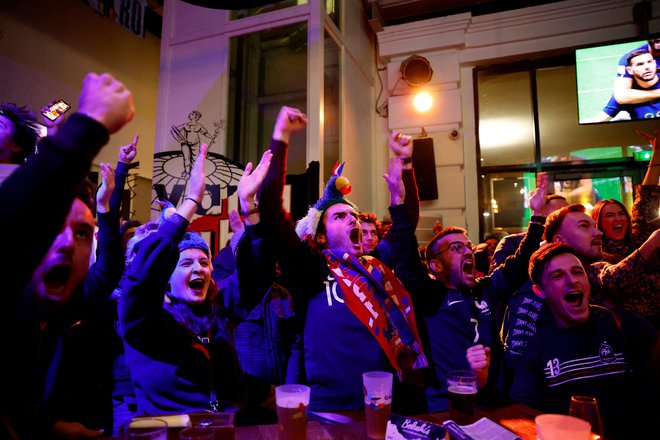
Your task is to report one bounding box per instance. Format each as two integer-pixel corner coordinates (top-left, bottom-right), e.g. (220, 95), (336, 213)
(171, 111), (221, 176)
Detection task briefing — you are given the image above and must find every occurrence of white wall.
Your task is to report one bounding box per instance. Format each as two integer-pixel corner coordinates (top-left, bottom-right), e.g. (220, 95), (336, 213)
(0, 0), (160, 222)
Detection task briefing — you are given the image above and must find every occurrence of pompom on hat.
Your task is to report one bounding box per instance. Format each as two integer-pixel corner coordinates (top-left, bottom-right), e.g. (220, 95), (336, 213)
(295, 162), (357, 240)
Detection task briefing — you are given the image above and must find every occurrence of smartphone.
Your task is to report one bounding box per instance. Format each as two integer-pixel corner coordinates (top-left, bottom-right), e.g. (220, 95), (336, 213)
(42, 99), (71, 121)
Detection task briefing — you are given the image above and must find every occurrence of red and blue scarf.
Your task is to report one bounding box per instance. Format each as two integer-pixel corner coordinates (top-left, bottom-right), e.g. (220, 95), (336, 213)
(324, 250), (428, 380)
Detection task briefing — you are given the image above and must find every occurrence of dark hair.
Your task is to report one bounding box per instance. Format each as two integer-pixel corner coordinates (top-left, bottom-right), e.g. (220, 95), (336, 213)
(543, 204), (586, 242)
(426, 226), (467, 261)
(529, 242), (578, 285)
(591, 199), (632, 243)
(120, 220), (142, 238)
(627, 48), (652, 66)
(76, 179), (95, 213)
(359, 212), (383, 242)
(0, 103), (38, 163)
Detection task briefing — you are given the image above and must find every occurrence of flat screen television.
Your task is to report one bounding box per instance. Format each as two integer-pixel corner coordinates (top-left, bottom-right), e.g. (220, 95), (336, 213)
(575, 38), (660, 124)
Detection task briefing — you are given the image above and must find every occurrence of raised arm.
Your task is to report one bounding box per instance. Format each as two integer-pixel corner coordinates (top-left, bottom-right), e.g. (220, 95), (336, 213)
(388, 131), (420, 227)
(85, 135), (139, 303)
(120, 144), (209, 339)
(222, 151), (278, 318)
(638, 130), (660, 186)
(631, 130), (660, 248)
(613, 76), (660, 104)
(487, 173), (548, 302)
(259, 106), (306, 221)
(0, 72), (134, 301)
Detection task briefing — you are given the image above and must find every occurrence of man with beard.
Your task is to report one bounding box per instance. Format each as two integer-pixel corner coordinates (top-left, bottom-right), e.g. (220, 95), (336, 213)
(614, 50), (660, 120)
(398, 176), (548, 412)
(543, 203), (660, 321)
(596, 39), (660, 121)
(510, 242), (659, 439)
(254, 106), (427, 415)
(613, 38), (660, 106)
(0, 72), (134, 438)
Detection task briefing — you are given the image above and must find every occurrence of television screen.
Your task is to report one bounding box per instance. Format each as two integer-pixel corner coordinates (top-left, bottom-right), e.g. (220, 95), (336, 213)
(576, 38), (660, 124)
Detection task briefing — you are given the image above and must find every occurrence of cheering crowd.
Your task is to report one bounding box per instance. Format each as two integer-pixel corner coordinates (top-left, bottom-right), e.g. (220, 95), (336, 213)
(1, 73), (658, 439)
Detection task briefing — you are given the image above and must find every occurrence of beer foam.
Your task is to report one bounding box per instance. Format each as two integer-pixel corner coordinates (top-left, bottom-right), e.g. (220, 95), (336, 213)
(277, 397), (308, 409)
(447, 385), (477, 394)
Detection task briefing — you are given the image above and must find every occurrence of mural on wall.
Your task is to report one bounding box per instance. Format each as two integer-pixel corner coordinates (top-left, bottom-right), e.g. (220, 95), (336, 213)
(152, 110), (243, 255)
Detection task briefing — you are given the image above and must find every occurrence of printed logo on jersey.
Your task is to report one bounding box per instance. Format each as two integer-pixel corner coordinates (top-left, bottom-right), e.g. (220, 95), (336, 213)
(543, 351), (628, 388)
(599, 342), (615, 363)
(323, 274), (344, 306)
(474, 299), (490, 316)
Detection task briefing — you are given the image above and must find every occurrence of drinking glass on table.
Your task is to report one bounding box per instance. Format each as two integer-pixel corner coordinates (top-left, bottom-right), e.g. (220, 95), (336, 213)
(446, 370), (478, 425)
(276, 384), (310, 440)
(569, 396), (604, 440)
(535, 414), (591, 440)
(363, 371), (393, 439)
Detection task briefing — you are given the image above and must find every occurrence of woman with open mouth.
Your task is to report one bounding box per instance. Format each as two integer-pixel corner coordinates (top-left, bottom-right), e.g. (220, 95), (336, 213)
(589, 129), (660, 327)
(591, 130), (659, 263)
(118, 144), (273, 418)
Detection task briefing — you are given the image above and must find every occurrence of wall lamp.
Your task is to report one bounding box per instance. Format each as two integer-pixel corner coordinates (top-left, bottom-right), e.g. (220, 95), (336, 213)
(400, 55), (433, 87)
(400, 55), (433, 113)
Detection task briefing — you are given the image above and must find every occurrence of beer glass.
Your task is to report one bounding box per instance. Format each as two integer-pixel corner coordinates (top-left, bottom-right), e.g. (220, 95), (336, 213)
(275, 384), (310, 440)
(569, 396), (604, 440)
(446, 370), (477, 425)
(363, 371), (393, 439)
(121, 418), (168, 439)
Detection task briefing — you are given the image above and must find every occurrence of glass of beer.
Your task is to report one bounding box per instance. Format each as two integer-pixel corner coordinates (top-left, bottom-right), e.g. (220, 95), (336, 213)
(275, 384), (310, 440)
(446, 370), (478, 425)
(363, 371), (393, 439)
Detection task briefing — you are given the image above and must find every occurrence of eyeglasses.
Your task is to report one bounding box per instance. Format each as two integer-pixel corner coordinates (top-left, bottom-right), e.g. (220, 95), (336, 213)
(429, 241), (475, 260)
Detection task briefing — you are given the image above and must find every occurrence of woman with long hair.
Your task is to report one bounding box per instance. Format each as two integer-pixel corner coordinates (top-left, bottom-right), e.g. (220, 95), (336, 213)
(591, 130), (659, 262)
(590, 130), (660, 327)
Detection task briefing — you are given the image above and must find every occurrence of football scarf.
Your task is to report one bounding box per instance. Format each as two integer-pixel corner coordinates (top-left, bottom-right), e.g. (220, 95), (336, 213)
(324, 250), (428, 379)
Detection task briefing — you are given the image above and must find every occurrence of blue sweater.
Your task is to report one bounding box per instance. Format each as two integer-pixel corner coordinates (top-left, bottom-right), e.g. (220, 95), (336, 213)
(256, 139), (420, 411)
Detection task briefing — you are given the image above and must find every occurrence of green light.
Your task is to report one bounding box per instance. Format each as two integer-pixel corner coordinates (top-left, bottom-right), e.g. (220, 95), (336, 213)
(634, 151), (652, 161)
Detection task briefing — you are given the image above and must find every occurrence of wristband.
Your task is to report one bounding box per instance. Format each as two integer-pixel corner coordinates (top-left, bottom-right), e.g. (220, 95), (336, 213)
(401, 157), (413, 164)
(241, 206), (259, 216)
(530, 215), (546, 224)
(185, 197), (202, 209)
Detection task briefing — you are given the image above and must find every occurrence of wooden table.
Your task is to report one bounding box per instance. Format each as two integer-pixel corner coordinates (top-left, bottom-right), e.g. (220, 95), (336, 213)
(235, 404), (541, 439)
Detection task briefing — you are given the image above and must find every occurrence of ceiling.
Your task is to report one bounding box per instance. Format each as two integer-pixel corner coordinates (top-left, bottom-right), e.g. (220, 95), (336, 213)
(144, 1), (565, 37)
